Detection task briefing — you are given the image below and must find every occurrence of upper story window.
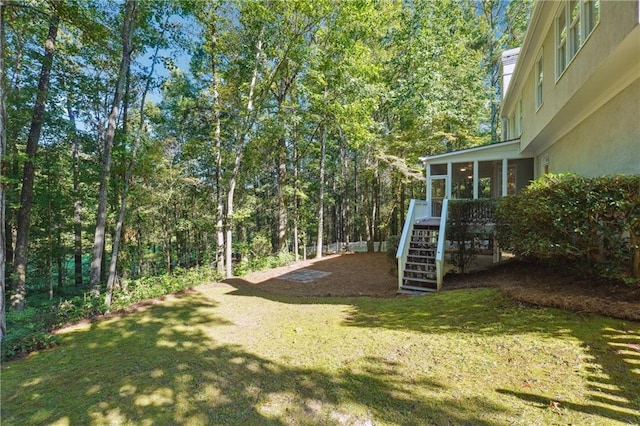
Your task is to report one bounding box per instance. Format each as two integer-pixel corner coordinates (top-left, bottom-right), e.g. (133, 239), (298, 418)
(517, 97), (523, 136)
(556, 0), (600, 79)
(569, 0), (581, 58)
(556, 6), (568, 76)
(535, 52), (543, 109)
(583, 0), (600, 38)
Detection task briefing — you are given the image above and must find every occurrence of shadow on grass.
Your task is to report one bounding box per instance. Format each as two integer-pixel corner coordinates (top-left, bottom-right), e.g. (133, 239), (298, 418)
(3, 290), (509, 425)
(224, 253), (640, 424)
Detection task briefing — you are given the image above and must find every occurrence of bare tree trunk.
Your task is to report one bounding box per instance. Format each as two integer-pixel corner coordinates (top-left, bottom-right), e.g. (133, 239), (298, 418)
(89, 0), (137, 295)
(277, 137), (288, 253)
(62, 76), (84, 287)
(315, 123), (326, 259)
(0, 0), (7, 341)
(208, 10), (225, 276)
(225, 32), (263, 278)
(293, 131), (299, 261)
(225, 146), (241, 278)
(105, 23), (162, 309)
(11, 12), (59, 311)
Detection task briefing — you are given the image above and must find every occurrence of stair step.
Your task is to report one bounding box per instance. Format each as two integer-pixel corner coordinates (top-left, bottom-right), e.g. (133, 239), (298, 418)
(400, 284), (437, 293)
(403, 276), (438, 284)
(404, 268), (436, 275)
(406, 261), (435, 266)
(408, 248), (436, 254)
(414, 222), (440, 229)
(407, 254), (436, 260)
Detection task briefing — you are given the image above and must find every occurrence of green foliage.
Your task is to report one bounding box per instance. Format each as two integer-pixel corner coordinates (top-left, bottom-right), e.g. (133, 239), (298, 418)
(386, 234), (400, 263)
(233, 249), (296, 277)
(496, 174), (640, 283)
(2, 266), (223, 361)
(447, 199), (497, 273)
(110, 267), (223, 312)
(1, 308), (58, 360)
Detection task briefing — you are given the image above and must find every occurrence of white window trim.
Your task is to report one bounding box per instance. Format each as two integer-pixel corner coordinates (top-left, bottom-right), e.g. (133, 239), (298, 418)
(556, 3), (568, 79)
(555, 0), (601, 82)
(569, 0), (581, 58)
(517, 96), (523, 137)
(582, 0), (600, 41)
(535, 49), (544, 111)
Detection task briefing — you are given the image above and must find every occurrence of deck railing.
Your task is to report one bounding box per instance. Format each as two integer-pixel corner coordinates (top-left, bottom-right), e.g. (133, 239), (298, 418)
(434, 199), (449, 291)
(396, 199), (430, 290)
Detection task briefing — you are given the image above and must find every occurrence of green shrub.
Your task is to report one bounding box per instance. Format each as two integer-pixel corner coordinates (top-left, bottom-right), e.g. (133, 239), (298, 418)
(2, 308), (58, 360)
(3, 266), (223, 361)
(111, 266), (222, 311)
(496, 173), (640, 283)
(386, 235), (400, 262)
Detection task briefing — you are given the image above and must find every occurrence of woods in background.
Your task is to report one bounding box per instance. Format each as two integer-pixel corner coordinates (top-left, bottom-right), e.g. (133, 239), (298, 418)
(0, 0), (532, 324)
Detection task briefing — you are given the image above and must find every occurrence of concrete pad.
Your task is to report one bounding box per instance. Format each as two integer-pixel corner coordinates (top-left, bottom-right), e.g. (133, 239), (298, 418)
(278, 269), (331, 283)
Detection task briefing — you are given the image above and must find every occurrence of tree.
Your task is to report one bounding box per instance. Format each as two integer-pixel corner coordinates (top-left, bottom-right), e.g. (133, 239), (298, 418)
(0, 0), (7, 341)
(89, 0), (138, 295)
(11, 5), (59, 310)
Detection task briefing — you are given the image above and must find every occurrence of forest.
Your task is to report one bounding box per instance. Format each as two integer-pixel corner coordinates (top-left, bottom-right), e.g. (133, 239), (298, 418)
(0, 0), (531, 340)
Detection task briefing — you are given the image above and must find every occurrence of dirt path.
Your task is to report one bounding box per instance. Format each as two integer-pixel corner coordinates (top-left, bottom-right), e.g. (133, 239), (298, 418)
(223, 252), (640, 321)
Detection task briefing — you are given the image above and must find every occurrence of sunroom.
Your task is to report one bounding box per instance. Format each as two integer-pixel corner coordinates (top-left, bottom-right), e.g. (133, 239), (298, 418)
(396, 139), (534, 293)
(422, 139), (534, 218)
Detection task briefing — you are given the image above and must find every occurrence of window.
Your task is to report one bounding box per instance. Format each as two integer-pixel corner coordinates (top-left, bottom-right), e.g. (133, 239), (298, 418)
(556, 0), (600, 79)
(569, 0), (581, 58)
(556, 6), (567, 76)
(508, 115), (516, 139)
(535, 52), (543, 109)
(517, 97), (523, 136)
(583, 0), (599, 39)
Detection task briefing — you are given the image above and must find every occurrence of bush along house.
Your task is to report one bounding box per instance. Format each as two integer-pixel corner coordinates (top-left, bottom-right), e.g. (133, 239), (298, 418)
(396, 0), (640, 293)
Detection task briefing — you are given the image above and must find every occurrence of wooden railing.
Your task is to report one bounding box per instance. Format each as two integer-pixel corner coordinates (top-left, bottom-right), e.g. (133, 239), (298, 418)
(396, 199), (430, 291)
(434, 199), (449, 291)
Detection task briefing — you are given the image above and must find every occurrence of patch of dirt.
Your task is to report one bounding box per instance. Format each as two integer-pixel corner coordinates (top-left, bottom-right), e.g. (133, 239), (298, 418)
(449, 260), (640, 322)
(224, 252), (640, 322)
(224, 253), (398, 298)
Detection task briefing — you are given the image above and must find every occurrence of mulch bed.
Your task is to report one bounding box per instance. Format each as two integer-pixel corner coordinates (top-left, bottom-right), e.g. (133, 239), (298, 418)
(224, 252), (640, 322)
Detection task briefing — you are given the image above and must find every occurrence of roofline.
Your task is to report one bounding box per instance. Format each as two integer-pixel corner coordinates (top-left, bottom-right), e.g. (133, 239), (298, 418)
(419, 139), (521, 163)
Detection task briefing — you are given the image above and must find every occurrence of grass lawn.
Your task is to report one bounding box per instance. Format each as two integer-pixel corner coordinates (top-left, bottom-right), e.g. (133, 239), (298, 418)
(2, 283), (639, 425)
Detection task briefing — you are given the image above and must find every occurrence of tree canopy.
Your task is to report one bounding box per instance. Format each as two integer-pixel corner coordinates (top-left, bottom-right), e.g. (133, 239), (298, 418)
(0, 0), (532, 329)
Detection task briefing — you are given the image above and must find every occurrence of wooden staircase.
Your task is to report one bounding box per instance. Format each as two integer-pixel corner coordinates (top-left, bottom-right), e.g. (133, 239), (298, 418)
(401, 221), (440, 292)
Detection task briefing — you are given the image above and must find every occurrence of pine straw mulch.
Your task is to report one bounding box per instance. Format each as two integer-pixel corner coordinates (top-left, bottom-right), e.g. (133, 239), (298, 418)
(444, 259), (640, 321)
(225, 252), (640, 322)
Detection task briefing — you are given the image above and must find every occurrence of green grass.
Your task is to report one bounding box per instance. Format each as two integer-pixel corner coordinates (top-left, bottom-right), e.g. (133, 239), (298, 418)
(2, 285), (639, 425)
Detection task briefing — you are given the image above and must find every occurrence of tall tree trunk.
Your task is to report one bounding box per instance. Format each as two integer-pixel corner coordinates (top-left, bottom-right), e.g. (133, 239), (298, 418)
(315, 123), (326, 259)
(207, 8), (225, 276)
(0, 0), (7, 341)
(89, 0), (137, 295)
(277, 136), (288, 253)
(105, 24), (162, 309)
(11, 12), (59, 311)
(293, 131), (299, 261)
(225, 30), (263, 278)
(225, 146), (241, 278)
(63, 76), (84, 287)
(56, 227), (63, 293)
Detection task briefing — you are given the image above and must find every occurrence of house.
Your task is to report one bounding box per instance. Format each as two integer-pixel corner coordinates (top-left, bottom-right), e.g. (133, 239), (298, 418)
(396, 0), (640, 293)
